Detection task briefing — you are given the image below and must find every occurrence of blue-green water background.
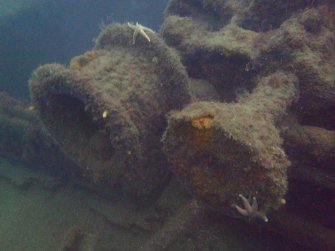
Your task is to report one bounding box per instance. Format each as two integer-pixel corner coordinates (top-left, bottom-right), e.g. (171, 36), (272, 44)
(0, 0), (167, 98)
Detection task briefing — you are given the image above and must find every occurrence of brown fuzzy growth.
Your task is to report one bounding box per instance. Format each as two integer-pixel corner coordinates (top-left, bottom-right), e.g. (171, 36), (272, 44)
(29, 23), (191, 203)
(162, 72), (297, 214)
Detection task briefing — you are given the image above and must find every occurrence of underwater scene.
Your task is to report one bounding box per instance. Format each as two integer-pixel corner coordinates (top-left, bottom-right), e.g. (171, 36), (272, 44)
(0, 0), (334, 250)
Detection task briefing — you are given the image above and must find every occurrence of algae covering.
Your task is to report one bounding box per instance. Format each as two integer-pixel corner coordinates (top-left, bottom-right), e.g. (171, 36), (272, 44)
(29, 23), (191, 203)
(23, 0), (335, 250)
(162, 72), (297, 213)
(160, 0), (335, 217)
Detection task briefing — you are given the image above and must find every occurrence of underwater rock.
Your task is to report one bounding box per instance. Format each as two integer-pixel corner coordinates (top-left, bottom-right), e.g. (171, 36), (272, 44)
(165, 0), (331, 32)
(283, 117), (335, 172)
(281, 115), (335, 191)
(249, 4), (335, 190)
(162, 71), (297, 215)
(0, 91), (73, 172)
(162, 1), (335, 117)
(232, 0), (329, 32)
(29, 23), (191, 203)
(162, 0), (335, 187)
(161, 14), (258, 101)
(253, 5), (335, 129)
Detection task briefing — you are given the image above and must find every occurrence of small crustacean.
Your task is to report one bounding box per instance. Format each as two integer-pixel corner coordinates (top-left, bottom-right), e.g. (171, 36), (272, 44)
(233, 194), (269, 222)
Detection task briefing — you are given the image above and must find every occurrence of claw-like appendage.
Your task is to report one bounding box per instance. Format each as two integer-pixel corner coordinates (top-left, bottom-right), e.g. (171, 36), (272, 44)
(127, 22), (155, 44)
(233, 194), (268, 222)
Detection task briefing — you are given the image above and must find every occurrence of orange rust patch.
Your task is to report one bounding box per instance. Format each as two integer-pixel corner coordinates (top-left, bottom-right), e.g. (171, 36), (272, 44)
(70, 50), (99, 70)
(191, 115), (214, 130)
(186, 115), (215, 151)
